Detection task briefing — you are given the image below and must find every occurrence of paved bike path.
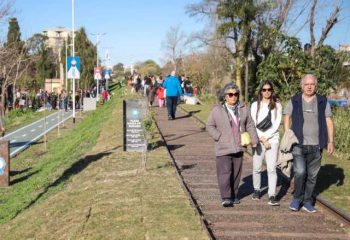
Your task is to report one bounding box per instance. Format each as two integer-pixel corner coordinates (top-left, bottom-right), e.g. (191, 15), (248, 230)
(1, 111), (72, 157)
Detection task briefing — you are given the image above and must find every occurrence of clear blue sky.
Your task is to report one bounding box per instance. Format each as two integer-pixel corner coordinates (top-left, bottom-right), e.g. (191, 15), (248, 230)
(4, 0), (350, 68)
(7, 0), (203, 67)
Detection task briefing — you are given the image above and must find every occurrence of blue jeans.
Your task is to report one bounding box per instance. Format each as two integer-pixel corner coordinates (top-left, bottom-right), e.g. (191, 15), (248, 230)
(292, 145), (322, 203)
(166, 96), (178, 119)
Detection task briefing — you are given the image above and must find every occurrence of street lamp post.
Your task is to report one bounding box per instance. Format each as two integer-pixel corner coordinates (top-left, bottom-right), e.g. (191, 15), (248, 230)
(71, 0), (76, 124)
(91, 33), (106, 100)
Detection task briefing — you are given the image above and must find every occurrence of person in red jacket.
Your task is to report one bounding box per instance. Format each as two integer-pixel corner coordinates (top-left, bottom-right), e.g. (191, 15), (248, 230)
(156, 85), (165, 108)
(101, 87), (108, 104)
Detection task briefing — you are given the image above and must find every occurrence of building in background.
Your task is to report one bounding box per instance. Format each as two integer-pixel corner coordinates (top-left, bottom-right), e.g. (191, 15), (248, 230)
(43, 27), (71, 92)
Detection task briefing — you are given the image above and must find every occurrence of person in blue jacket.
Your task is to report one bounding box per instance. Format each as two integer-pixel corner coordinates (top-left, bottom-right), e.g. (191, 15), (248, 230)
(163, 70), (183, 120)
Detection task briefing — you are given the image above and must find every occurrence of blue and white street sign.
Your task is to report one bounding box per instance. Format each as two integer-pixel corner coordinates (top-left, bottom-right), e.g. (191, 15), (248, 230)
(104, 69), (112, 80)
(67, 56), (81, 79)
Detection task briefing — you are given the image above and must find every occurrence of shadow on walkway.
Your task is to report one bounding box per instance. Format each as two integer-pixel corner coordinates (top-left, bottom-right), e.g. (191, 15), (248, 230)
(315, 164), (345, 194)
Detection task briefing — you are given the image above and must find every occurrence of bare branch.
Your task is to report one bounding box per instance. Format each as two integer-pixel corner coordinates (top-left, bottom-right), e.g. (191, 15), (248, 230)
(186, 0), (219, 18)
(310, 0), (317, 56)
(0, 0), (13, 21)
(277, 0), (293, 30)
(317, 5), (340, 47)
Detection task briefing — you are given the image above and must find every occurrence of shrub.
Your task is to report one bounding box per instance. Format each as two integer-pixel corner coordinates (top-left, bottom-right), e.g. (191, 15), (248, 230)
(333, 108), (350, 159)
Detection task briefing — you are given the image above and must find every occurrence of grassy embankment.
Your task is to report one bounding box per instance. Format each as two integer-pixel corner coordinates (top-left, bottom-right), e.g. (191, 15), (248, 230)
(180, 102), (350, 214)
(4, 109), (56, 133)
(1, 86), (208, 239)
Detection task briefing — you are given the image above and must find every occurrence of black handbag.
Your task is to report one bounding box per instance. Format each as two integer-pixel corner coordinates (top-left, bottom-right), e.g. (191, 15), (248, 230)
(256, 109), (272, 132)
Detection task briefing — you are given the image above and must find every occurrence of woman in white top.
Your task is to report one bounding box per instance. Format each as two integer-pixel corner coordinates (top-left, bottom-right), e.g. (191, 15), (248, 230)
(251, 80), (282, 206)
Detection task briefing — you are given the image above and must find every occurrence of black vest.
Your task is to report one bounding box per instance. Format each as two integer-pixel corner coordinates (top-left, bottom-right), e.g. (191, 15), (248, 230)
(291, 93), (328, 149)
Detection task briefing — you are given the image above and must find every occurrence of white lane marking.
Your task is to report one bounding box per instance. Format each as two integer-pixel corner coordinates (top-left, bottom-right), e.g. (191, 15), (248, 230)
(51, 119), (55, 121)
(11, 139), (17, 143)
(10, 115), (72, 157)
(38, 125), (42, 128)
(31, 129), (36, 132)
(22, 134), (27, 137)
(4, 111), (59, 138)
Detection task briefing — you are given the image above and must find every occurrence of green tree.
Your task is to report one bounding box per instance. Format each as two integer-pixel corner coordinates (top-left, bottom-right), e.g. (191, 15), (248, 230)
(5, 18), (24, 52)
(216, 0), (257, 100)
(73, 28), (97, 89)
(26, 33), (56, 88)
(257, 35), (342, 100)
(135, 60), (161, 76)
(311, 45), (342, 94)
(112, 62), (124, 78)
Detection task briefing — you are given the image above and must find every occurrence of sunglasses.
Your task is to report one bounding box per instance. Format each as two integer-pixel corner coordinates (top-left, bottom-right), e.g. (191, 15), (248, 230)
(262, 88), (272, 92)
(226, 92), (239, 97)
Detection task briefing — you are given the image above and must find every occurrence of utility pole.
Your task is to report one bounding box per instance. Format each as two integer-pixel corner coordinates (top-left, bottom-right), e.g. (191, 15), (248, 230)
(105, 49), (111, 90)
(91, 33), (106, 101)
(71, 0), (76, 124)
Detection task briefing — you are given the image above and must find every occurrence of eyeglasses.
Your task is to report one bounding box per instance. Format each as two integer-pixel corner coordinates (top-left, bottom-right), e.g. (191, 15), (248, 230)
(226, 92), (239, 97)
(262, 88), (272, 92)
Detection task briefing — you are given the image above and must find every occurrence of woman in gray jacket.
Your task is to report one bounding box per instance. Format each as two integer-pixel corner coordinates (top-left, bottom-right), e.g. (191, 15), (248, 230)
(206, 83), (258, 207)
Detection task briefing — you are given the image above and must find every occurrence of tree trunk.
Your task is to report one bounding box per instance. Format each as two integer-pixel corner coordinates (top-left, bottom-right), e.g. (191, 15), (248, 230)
(235, 56), (243, 101)
(309, 0), (317, 57)
(244, 59), (248, 102)
(1, 86), (6, 118)
(12, 83), (16, 109)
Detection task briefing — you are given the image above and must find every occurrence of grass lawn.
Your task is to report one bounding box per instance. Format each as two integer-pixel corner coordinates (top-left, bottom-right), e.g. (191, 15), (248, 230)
(4, 109), (57, 133)
(180, 101), (350, 215)
(1, 88), (208, 239)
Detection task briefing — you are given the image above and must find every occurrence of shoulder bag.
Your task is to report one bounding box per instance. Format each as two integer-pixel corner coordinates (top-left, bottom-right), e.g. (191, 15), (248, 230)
(256, 109), (272, 132)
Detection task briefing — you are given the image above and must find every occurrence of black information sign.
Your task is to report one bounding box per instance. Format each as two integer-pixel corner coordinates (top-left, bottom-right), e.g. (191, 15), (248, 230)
(123, 99), (148, 152)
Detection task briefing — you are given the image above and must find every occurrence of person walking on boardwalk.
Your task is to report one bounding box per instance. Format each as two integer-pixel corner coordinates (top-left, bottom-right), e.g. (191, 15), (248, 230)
(284, 74), (334, 213)
(206, 83), (258, 207)
(163, 70), (183, 120)
(250, 80), (282, 206)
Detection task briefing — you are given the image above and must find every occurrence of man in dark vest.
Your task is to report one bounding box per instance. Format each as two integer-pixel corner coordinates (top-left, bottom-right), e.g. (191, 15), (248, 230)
(284, 74), (334, 213)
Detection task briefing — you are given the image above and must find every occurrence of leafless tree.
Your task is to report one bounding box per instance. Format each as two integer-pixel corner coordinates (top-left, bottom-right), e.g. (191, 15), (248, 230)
(162, 25), (188, 72)
(309, 0), (340, 56)
(0, 43), (32, 114)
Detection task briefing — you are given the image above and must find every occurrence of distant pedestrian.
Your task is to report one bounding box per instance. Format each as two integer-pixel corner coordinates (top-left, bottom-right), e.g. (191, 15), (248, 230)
(156, 84), (165, 108)
(60, 90), (68, 111)
(163, 71), (183, 120)
(206, 83), (258, 207)
(250, 80), (282, 206)
(285, 74), (334, 213)
(101, 87), (108, 104)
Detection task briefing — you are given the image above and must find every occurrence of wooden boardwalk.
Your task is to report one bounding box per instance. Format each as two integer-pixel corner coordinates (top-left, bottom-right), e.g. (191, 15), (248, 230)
(153, 105), (349, 240)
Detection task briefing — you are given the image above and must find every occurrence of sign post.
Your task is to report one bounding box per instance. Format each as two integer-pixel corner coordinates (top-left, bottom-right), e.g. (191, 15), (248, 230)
(67, 56), (81, 123)
(123, 99), (148, 152)
(104, 69), (111, 90)
(0, 141), (10, 187)
(94, 67), (102, 100)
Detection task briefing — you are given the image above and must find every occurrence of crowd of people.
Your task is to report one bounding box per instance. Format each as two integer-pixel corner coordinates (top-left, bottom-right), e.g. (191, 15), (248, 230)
(127, 71), (197, 120)
(5, 85), (111, 113)
(206, 74), (334, 213)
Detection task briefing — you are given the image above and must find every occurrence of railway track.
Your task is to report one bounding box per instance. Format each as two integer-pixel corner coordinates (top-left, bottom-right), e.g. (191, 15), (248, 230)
(153, 105), (350, 240)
